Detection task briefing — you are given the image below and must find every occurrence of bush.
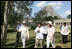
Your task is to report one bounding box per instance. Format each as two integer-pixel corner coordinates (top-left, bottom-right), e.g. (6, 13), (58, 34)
(31, 25), (37, 30)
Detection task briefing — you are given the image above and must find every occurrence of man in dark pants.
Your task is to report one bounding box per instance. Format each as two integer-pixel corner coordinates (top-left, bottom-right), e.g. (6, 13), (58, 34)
(15, 21), (22, 47)
(42, 23), (47, 41)
(61, 22), (69, 44)
(62, 35), (67, 43)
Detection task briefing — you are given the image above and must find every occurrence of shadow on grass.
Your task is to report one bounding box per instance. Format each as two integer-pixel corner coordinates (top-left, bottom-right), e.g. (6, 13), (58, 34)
(43, 45), (62, 48)
(56, 46), (62, 48)
(4, 31), (71, 48)
(6, 36), (36, 48)
(5, 42), (15, 46)
(5, 42), (22, 48)
(26, 37), (35, 48)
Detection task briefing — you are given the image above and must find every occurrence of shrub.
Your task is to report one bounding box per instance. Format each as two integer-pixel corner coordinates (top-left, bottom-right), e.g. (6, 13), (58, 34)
(31, 25), (37, 30)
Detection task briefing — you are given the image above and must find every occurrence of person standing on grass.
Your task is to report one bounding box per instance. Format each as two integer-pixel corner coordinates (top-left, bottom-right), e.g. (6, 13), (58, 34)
(46, 21), (55, 48)
(61, 22), (69, 44)
(42, 23), (48, 40)
(15, 21), (22, 47)
(19, 21), (29, 48)
(34, 23), (44, 48)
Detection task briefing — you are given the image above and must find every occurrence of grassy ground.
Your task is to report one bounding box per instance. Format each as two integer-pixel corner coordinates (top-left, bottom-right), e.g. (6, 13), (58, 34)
(4, 26), (71, 48)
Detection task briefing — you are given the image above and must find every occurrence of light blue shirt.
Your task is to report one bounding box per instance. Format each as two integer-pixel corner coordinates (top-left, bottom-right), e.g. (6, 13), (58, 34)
(16, 24), (23, 31)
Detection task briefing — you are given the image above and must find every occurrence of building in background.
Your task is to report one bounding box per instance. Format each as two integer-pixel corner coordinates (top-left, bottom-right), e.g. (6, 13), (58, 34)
(54, 18), (71, 26)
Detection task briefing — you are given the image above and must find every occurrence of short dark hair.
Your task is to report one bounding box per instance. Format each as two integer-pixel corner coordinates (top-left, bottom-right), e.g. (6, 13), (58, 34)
(63, 22), (66, 25)
(38, 23), (42, 25)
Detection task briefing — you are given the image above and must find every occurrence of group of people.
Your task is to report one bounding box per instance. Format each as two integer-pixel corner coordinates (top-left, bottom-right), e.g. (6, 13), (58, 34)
(15, 21), (70, 48)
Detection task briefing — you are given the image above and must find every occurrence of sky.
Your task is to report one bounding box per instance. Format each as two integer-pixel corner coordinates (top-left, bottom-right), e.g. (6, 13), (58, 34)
(31, 1), (71, 18)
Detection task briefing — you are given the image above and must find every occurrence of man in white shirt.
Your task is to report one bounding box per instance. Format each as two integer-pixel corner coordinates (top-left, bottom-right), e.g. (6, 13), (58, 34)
(34, 23), (44, 48)
(42, 23), (48, 39)
(42, 23), (48, 47)
(46, 21), (55, 48)
(61, 22), (69, 44)
(19, 21), (29, 48)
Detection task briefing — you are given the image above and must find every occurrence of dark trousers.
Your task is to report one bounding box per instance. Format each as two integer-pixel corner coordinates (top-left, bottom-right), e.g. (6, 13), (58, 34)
(62, 35), (67, 43)
(15, 32), (21, 47)
(44, 34), (47, 41)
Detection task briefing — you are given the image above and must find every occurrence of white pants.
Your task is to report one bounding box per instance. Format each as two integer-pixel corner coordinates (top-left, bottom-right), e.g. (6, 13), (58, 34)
(21, 35), (27, 48)
(47, 36), (55, 48)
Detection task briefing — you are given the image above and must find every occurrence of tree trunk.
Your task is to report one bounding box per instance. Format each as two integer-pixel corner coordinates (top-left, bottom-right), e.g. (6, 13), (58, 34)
(1, 1), (8, 47)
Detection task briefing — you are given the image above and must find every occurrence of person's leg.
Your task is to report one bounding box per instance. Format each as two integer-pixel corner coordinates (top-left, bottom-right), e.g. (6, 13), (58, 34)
(23, 37), (26, 48)
(64, 35), (66, 44)
(62, 35), (64, 43)
(40, 39), (43, 48)
(21, 36), (26, 48)
(47, 37), (50, 48)
(34, 38), (39, 48)
(44, 34), (47, 41)
(17, 32), (21, 44)
(15, 32), (19, 47)
(51, 38), (55, 48)
(65, 35), (67, 43)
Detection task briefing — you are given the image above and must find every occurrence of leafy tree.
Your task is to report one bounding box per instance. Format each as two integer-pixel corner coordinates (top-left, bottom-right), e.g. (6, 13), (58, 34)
(43, 17), (48, 21)
(8, 1), (33, 26)
(47, 16), (53, 22)
(67, 14), (71, 18)
(54, 16), (58, 20)
(1, 1), (34, 47)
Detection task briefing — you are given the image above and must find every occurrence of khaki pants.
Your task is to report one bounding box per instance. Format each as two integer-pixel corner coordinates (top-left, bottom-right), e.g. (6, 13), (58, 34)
(34, 38), (43, 48)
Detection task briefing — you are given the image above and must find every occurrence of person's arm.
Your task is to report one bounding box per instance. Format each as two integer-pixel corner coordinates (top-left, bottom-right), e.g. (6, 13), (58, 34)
(18, 27), (21, 32)
(50, 27), (55, 41)
(27, 27), (29, 39)
(19, 29), (21, 32)
(34, 27), (38, 34)
(52, 27), (55, 37)
(61, 26), (64, 35)
(16, 25), (18, 32)
(40, 27), (44, 34)
(65, 26), (70, 35)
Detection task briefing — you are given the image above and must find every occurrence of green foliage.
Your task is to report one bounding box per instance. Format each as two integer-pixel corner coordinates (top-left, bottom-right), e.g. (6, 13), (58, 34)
(31, 24), (37, 30)
(67, 14), (71, 18)
(54, 16), (58, 20)
(34, 16), (42, 22)
(1, 1), (34, 26)
(33, 15), (59, 22)
(43, 16), (54, 22)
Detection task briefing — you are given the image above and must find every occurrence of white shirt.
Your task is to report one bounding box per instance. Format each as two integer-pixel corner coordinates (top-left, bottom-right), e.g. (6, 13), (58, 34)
(47, 26), (55, 37)
(34, 27), (44, 39)
(61, 25), (69, 35)
(42, 26), (48, 34)
(19, 26), (29, 38)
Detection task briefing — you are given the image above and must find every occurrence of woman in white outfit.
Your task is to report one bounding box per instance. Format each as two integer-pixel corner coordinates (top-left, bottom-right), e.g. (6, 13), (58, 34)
(19, 21), (29, 48)
(46, 21), (55, 48)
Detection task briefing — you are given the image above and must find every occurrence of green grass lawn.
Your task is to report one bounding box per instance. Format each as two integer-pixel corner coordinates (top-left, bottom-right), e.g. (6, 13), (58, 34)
(4, 26), (71, 48)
